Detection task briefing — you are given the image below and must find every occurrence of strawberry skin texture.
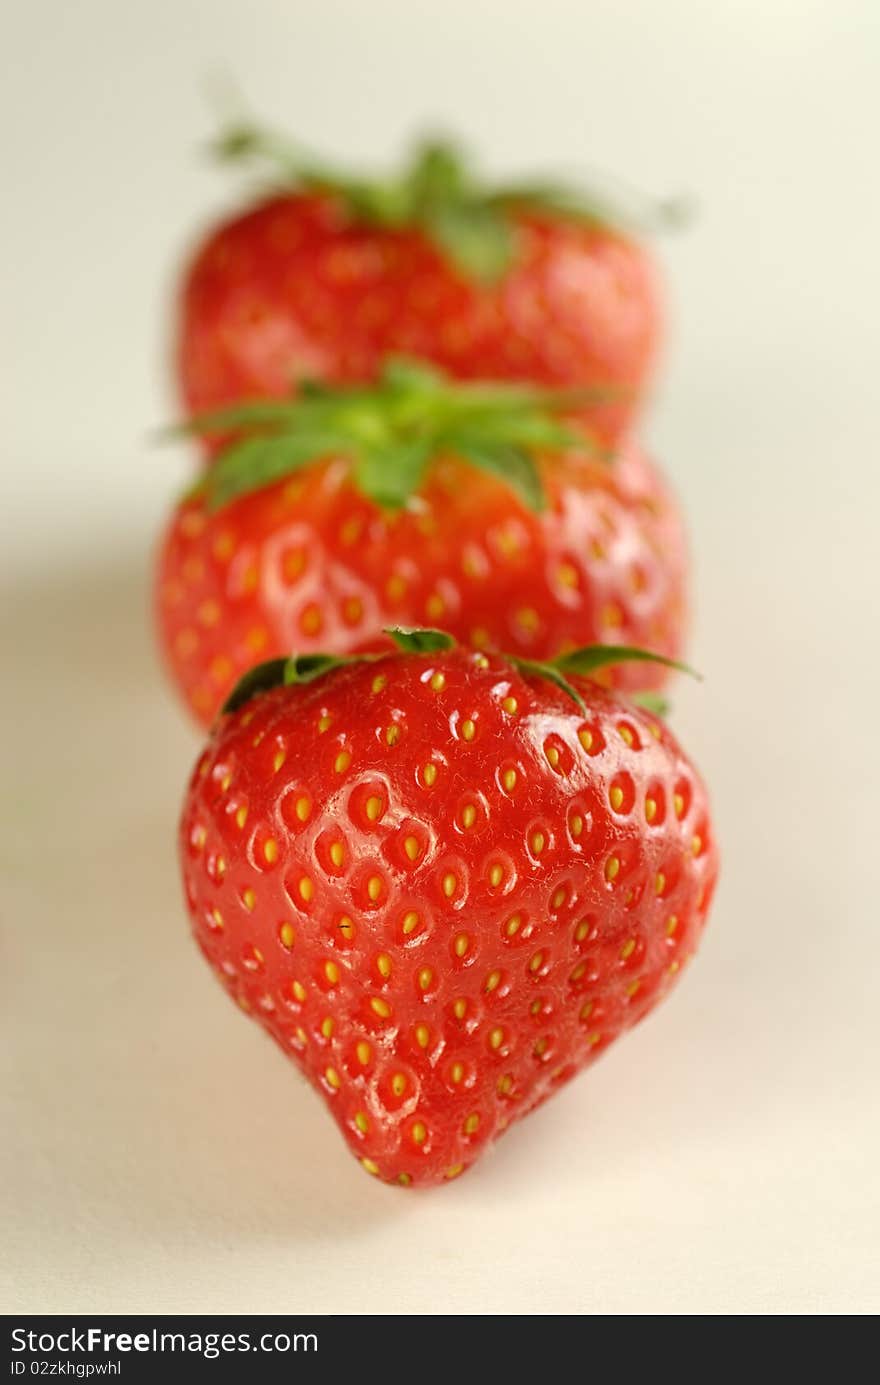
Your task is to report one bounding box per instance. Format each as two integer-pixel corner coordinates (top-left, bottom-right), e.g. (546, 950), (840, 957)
(179, 648), (718, 1187)
(156, 438), (687, 726)
(178, 194), (661, 447)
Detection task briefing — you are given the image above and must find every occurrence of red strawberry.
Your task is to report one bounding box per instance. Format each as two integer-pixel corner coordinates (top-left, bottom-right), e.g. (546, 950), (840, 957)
(156, 363), (687, 725)
(178, 127), (671, 447)
(179, 632), (718, 1188)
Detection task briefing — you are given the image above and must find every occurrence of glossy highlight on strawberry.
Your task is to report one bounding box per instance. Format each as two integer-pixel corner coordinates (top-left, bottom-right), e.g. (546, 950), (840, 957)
(177, 127), (666, 446)
(179, 636), (718, 1188)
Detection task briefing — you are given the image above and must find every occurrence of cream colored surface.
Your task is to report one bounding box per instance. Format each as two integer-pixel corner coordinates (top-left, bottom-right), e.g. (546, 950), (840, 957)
(2, 0), (879, 1315)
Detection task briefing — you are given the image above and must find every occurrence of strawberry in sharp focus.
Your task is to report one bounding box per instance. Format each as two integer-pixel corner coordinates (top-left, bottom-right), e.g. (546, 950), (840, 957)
(178, 125), (675, 448)
(179, 631), (718, 1188)
(156, 361), (688, 725)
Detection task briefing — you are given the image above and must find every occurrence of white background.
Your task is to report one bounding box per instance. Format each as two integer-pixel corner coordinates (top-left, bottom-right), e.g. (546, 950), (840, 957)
(3, 0), (879, 1315)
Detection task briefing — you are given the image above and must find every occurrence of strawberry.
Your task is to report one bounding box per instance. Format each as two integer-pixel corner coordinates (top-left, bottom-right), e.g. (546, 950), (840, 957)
(179, 631), (718, 1188)
(156, 362), (687, 725)
(178, 126), (672, 447)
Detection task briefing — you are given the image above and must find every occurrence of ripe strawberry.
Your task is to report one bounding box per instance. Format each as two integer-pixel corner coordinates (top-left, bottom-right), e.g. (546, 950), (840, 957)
(178, 126), (672, 447)
(156, 362), (687, 725)
(179, 632), (718, 1188)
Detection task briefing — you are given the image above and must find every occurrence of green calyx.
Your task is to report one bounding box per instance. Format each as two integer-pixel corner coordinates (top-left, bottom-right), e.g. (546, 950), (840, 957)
(212, 121), (684, 281)
(221, 628), (697, 716)
(180, 359), (611, 514)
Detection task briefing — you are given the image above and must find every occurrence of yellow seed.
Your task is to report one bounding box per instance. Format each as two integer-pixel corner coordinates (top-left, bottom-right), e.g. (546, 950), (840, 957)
(517, 607), (539, 632)
(692, 835), (703, 856)
(668, 959), (680, 974)
(242, 888), (256, 912)
(391, 1072), (407, 1097)
(579, 1001), (594, 1022)
(370, 997), (392, 1018)
(263, 838), (278, 864)
(371, 673), (387, 694)
(294, 1026), (308, 1045)
(545, 745), (560, 769)
(340, 516), (363, 546)
(376, 953), (392, 979)
(461, 803), (477, 829)
(502, 768), (517, 791)
(273, 749), (286, 773)
(570, 961), (586, 982)
(386, 574), (407, 600)
(666, 915), (679, 936)
(485, 970), (501, 993)
(450, 1061), (465, 1083)
(295, 796), (310, 822)
(299, 876), (314, 903)
(324, 960), (340, 985)
(610, 786), (624, 811)
(578, 728), (594, 752)
(320, 1016), (335, 1039)
(473, 653), (489, 669)
(619, 725), (634, 747)
(557, 562), (578, 588)
(423, 762), (438, 787)
(626, 980), (641, 997)
(334, 750), (351, 774)
(279, 922), (295, 948)
(325, 1066), (341, 1089)
(529, 951), (544, 973)
(210, 907), (224, 929)
(235, 806), (248, 829)
(291, 980), (307, 1002)
(530, 999), (542, 1016)
(386, 724), (401, 746)
(429, 671), (446, 692)
(365, 795), (383, 822)
(328, 841), (344, 868)
(415, 1024), (430, 1049)
(620, 938), (636, 960)
(397, 1172), (412, 1186)
(534, 1037), (548, 1057)
(418, 967), (434, 991)
(361, 1157), (379, 1175)
(356, 1040), (372, 1065)
(575, 919), (590, 942)
(551, 887), (566, 909)
(502, 696), (518, 715)
(300, 606), (322, 635)
(655, 872), (666, 895)
(497, 1074), (513, 1095)
(442, 872), (457, 898)
(463, 1113), (480, 1135)
(338, 915), (355, 940)
(411, 1122), (427, 1146)
(530, 831), (546, 854)
(587, 1032), (602, 1047)
(426, 593), (445, 619)
(215, 855), (226, 878)
(461, 719), (476, 741)
(367, 876), (383, 901)
(645, 797), (657, 822)
(605, 856), (620, 882)
(354, 1111), (369, 1133)
(673, 793), (685, 818)
(402, 910), (420, 935)
(488, 863), (504, 887)
(452, 998), (467, 1020)
(445, 1163), (464, 1179)
(505, 914), (522, 937)
(489, 1027), (504, 1050)
(454, 933), (470, 958)
(317, 714), (332, 734)
(570, 814), (584, 838)
(404, 835), (421, 861)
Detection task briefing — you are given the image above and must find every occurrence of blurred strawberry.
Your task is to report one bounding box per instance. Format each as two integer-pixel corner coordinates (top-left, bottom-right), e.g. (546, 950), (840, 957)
(178, 126), (676, 446)
(155, 363), (687, 724)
